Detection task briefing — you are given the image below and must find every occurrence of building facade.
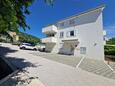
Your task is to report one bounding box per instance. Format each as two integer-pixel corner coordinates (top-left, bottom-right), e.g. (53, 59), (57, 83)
(8, 31), (19, 42)
(42, 6), (105, 60)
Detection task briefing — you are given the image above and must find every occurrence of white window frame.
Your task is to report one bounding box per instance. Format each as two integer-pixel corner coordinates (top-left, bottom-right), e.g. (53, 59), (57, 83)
(80, 47), (86, 54)
(60, 32), (64, 38)
(66, 30), (76, 37)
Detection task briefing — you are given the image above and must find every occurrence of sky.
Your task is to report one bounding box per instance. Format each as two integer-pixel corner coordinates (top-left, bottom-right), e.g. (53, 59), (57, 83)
(20, 0), (115, 38)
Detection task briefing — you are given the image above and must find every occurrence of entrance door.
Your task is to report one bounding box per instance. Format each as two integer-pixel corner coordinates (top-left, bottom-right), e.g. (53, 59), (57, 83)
(63, 43), (75, 55)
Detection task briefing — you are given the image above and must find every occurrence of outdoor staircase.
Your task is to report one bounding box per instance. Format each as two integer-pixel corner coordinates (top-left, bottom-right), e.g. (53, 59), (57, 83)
(79, 58), (115, 79)
(109, 62), (115, 70)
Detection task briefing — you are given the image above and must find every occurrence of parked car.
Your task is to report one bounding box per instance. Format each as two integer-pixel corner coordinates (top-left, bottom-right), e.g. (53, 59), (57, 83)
(19, 43), (37, 50)
(36, 44), (45, 52)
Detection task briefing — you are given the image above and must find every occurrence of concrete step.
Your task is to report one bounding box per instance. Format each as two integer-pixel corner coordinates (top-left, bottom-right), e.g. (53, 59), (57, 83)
(79, 58), (115, 80)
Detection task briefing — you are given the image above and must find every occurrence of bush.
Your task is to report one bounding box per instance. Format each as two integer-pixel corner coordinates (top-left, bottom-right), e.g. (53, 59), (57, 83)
(107, 38), (115, 45)
(0, 39), (9, 43)
(18, 32), (41, 44)
(104, 45), (115, 55)
(0, 39), (5, 42)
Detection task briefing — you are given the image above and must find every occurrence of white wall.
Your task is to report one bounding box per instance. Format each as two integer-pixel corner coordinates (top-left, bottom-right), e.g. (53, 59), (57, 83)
(45, 8), (104, 60)
(74, 10), (104, 60)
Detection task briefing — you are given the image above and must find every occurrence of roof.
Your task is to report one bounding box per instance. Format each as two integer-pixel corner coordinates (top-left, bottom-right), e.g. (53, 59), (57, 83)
(44, 5), (105, 27)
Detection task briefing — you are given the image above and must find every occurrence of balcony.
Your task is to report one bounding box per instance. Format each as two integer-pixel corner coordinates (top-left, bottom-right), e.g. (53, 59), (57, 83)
(42, 37), (57, 43)
(42, 25), (57, 34)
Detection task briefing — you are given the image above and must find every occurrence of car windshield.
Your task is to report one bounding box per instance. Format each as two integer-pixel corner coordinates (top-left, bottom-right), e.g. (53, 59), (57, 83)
(29, 44), (35, 46)
(22, 43), (35, 46)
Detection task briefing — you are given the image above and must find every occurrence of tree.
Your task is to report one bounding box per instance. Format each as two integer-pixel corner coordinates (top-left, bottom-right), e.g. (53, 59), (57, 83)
(107, 38), (115, 45)
(18, 32), (41, 44)
(0, 0), (54, 33)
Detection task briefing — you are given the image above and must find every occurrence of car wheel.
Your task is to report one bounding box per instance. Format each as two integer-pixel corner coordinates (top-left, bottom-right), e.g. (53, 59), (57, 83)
(22, 47), (25, 50)
(33, 48), (37, 51)
(20, 47), (22, 49)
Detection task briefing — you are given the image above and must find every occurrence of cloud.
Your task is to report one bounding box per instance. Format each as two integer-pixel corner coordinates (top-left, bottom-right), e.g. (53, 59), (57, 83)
(105, 24), (115, 31)
(104, 24), (115, 38)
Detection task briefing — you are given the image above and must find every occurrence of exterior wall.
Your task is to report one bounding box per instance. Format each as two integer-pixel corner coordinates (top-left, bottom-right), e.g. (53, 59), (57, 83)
(74, 10), (104, 60)
(103, 30), (107, 45)
(8, 31), (19, 42)
(15, 35), (19, 41)
(43, 7), (105, 60)
(45, 43), (57, 52)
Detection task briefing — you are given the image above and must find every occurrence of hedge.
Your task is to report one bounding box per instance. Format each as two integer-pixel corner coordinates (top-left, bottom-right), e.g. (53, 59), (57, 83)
(104, 45), (115, 55)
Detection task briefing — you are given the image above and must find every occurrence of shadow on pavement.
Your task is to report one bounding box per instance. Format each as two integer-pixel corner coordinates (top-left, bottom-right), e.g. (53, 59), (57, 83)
(0, 45), (37, 80)
(0, 46), (18, 57)
(0, 46), (36, 86)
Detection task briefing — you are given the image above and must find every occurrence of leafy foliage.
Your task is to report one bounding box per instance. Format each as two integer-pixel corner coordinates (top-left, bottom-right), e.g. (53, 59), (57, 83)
(18, 32), (40, 44)
(104, 45), (115, 55)
(107, 38), (115, 45)
(0, 0), (54, 33)
(0, 0), (34, 32)
(0, 31), (13, 42)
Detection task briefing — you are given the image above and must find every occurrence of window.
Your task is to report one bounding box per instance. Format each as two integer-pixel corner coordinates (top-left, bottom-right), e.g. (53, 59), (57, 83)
(60, 22), (64, 27)
(46, 34), (54, 37)
(80, 47), (86, 54)
(66, 30), (76, 37)
(70, 31), (74, 36)
(69, 19), (75, 25)
(60, 32), (64, 38)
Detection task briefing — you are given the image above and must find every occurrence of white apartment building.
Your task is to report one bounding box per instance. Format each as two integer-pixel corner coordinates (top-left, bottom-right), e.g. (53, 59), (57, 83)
(42, 5), (106, 60)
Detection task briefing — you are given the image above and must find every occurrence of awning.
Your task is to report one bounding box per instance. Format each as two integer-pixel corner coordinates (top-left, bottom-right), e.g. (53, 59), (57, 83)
(62, 39), (79, 44)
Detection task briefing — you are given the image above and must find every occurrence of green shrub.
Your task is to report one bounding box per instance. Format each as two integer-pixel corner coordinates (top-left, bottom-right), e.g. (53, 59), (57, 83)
(0, 39), (7, 42)
(18, 32), (41, 44)
(104, 45), (115, 55)
(107, 38), (115, 45)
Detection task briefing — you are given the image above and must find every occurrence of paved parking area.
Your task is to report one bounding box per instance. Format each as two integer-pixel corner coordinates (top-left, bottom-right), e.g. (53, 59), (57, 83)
(31, 52), (115, 80)
(109, 62), (115, 71)
(31, 52), (82, 67)
(1, 43), (115, 86)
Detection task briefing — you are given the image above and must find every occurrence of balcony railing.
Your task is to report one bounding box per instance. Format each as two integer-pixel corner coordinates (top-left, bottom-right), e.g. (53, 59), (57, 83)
(42, 25), (57, 34)
(42, 37), (57, 43)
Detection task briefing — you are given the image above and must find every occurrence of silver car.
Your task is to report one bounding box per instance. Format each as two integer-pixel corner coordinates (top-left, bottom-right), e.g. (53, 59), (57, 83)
(19, 43), (37, 50)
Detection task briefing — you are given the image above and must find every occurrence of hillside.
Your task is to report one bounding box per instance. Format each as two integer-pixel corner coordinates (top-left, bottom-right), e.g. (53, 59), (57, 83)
(18, 32), (41, 44)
